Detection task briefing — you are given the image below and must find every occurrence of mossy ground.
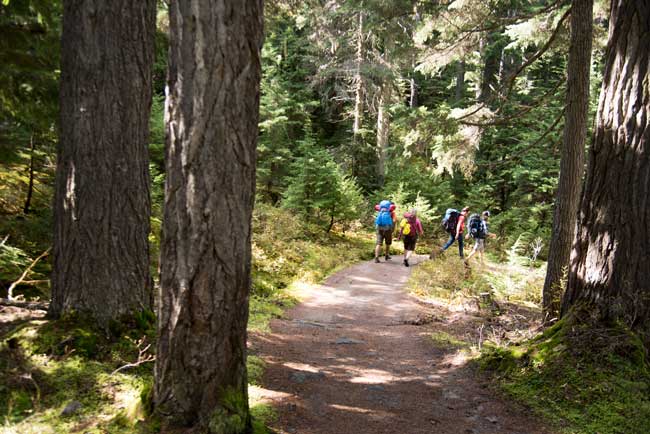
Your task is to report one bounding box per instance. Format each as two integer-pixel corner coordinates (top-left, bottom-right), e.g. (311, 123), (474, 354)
(408, 251), (650, 433)
(476, 314), (650, 434)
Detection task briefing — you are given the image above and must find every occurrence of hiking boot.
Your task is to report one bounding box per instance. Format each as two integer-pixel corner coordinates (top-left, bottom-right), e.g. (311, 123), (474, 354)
(404, 259), (409, 267)
(374, 257), (381, 263)
(385, 255), (391, 260)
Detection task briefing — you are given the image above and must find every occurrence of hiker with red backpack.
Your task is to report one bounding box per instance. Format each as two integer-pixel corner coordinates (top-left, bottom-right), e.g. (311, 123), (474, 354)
(431, 206), (470, 259)
(465, 210), (496, 265)
(397, 209), (424, 267)
(374, 200), (396, 263)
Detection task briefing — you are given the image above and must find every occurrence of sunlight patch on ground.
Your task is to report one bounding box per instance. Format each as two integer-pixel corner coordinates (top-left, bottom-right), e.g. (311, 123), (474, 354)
(283, 362), (322, 373)
(248, 385), (292, 405)
(347, 369), (394, 384)
(329, 403), (374, 414)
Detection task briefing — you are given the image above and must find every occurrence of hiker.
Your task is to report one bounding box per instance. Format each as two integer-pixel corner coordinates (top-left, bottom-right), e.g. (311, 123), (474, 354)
(465, 210), (496, 265)
(374, 199), (396, 263)
(397, 209), (424, 267)
(433, 206), (469, 258)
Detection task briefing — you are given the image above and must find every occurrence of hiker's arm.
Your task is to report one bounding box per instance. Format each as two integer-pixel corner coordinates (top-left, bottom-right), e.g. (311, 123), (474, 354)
(456, 220), (462, 237)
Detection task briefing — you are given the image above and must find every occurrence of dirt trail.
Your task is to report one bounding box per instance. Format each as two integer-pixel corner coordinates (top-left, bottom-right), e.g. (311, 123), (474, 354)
(251, 256), (551, 434)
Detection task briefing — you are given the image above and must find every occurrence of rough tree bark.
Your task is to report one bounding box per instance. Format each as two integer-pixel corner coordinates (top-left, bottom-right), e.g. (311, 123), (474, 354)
(542, 0), (593, 321)
(51, 0), (155, 324)
(561, 1), (650, 340)
(154, 0), (263, 430)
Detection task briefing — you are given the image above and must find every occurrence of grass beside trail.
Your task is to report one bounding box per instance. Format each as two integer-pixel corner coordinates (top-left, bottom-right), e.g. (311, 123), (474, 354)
(407, 252), (650, 434)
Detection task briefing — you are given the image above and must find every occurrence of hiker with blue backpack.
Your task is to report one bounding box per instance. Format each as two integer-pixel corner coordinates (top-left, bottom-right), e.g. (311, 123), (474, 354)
(430, 206), (470, 259)
(465, 210), (496, 265)
(374, 200), (396, 263)
(397, 209), (424, 267)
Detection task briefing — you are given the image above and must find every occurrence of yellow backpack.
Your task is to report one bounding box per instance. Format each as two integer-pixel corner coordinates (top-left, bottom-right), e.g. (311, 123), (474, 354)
(401, 218), (412, 236)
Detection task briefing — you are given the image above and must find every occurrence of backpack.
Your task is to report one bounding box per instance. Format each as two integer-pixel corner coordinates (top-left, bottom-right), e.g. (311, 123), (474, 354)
(441, 208), (459, 233)
(468, 213), (485, 238)
(375, 200), (394, 228)
(401, 218), (412, 236)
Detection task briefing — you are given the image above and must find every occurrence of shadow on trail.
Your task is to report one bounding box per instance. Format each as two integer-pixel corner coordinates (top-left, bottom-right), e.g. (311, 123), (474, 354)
(251, 258), (550, 434)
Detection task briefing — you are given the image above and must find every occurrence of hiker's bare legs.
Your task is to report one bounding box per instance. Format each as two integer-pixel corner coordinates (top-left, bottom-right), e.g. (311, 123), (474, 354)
(385, 244), (391, 258)
(375, 244), (382, 259)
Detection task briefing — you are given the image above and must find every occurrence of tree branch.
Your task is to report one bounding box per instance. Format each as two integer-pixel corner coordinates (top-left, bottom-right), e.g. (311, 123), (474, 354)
(7, 248), (50, 300)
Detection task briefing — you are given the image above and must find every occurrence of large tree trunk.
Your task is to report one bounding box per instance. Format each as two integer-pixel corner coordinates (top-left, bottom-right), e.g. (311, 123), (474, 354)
(561, 1), (650, 340)
(154, 0), (263, 430)
(352, 9), (364, 137)
(51, 0), (155, 324)
(376, 82), (392, 187)
(542, 0), (593, 321)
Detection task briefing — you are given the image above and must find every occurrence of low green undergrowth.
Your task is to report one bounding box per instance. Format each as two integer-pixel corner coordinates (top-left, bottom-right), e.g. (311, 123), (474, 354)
(478, 316), (650, 434)
(407, 253), (543, 306)
(0, 312), (157, 433)
(249, 203), (375, 332)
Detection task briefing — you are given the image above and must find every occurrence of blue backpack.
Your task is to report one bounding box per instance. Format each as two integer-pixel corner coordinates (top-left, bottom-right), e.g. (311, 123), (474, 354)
(375, 200), (393, 228)
(441, 208), (459, 233)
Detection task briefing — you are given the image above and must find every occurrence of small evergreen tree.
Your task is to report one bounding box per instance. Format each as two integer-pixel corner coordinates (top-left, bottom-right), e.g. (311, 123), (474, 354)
(284, 130), (364, 232)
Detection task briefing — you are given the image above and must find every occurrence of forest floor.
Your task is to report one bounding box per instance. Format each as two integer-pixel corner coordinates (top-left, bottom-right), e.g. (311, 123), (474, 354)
(250, 255), (553, 434)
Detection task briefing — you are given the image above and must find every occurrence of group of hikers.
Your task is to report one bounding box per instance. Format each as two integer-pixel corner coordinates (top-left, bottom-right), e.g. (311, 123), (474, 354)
(373, 200), (496, 267)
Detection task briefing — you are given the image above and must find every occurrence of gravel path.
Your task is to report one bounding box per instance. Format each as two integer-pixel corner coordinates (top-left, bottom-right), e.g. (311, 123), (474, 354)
(251, 255), (552, 434)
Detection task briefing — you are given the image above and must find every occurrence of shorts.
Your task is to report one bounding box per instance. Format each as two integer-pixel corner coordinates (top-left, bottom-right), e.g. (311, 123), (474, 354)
(403, 235), (417, 251)
(376, 226), (393, 245)
(472, 238), (485, 252)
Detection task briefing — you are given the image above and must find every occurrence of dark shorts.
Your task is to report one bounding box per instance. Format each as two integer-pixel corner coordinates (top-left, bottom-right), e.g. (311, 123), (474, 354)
(403, 235), (417, 251)
(376, 226), (393, 245)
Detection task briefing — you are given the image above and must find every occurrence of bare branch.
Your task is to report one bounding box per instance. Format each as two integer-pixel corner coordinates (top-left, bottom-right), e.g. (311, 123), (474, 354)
(7, 248), (51, 300)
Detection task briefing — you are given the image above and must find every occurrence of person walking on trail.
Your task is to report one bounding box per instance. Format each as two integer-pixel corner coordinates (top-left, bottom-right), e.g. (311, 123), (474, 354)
(433, 206), (469, 259)
(374, 200), (396, 263)
(465, 210), (496, 265)
(397, 209), (424, 267)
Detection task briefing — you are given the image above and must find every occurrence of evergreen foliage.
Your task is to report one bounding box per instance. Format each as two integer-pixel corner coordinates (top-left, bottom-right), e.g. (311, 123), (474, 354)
(283, 126), (365, 232)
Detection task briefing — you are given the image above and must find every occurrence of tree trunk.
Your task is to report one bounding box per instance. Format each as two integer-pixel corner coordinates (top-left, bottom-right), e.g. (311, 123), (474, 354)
(154, 0), (263, 430)
(23, 133), (35, 214)
(409, 76), (417, 108)
(376, 82), (391, 186)
(454, 60), (465, 104)
(542, 0), (593, 322)
(479, 33), (500, 103)
(561, 1), (650, 340)
(51, 0), (155, 324)
(352, 9), (364, 137)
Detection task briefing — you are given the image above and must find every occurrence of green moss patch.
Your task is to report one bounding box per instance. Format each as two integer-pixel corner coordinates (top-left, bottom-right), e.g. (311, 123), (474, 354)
(478, 317), (650, 434)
